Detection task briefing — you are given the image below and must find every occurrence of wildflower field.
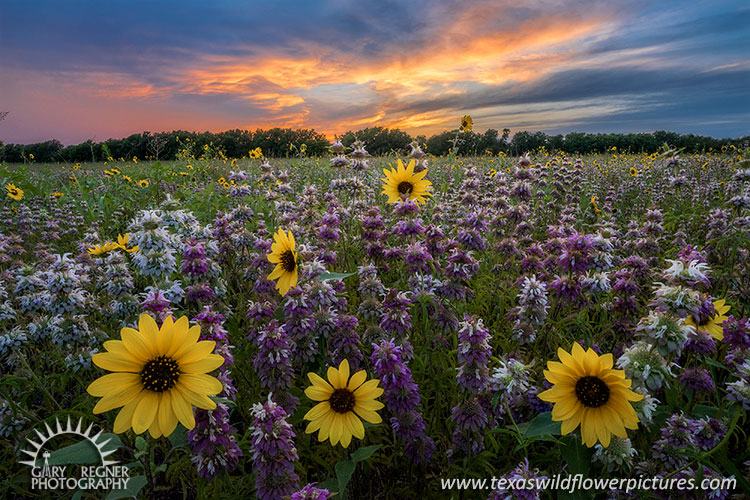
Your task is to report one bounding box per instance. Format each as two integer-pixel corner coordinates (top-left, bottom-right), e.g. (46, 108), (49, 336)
(1, 144), (749, 499)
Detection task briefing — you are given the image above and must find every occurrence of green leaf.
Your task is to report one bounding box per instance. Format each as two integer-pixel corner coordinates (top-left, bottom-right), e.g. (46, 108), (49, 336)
(46, 433), (121, 466)
(168, 425), (188, 449)
(524, 412), (562, 438)
(335, 460), (356, 498)
(692, 404), (719, 419)
(350, 444), (381, 463)
(560, 435), (593, 476)
(316, 272), (355, 282)
(105, 474), (147, 500)
(135, 436), (146, 452)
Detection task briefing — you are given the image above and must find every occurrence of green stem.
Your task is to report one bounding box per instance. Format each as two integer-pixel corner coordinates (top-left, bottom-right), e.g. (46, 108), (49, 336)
(16, 350), (62, 411)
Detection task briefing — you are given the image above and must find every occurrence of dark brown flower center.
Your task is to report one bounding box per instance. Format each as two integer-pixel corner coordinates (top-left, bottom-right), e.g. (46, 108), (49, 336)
(280, 249), (296, 272)
(140, 355), (180, 392)
(575, 376), (610, 408)
(397, 181), (414, 194)
(329, 388), (356, 413)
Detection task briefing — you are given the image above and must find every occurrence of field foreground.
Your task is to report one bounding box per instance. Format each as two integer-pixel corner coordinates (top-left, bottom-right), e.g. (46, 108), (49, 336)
(1, 150), (749, 499)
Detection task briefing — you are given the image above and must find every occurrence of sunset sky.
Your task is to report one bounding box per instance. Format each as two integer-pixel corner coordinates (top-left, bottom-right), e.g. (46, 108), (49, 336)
(1, 0), (748, 145)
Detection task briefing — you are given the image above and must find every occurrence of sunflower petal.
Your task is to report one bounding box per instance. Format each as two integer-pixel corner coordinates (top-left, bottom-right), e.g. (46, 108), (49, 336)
(132, 391), (159, 434)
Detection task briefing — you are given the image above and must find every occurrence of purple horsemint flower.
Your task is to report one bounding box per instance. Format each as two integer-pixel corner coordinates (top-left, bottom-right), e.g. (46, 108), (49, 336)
(185, 282), (216, 305)
(189, 403), (243, 479)
(721, 315), (750, 349)
(329, 314), (363, 370)
(252, 321), (297, 411)
(694, 418), (726, 451)
(282, 288), (318, 364)
(450, 396), (489, 457)
(446, 248), (480, 282)
(393, 219), (425, 237)
(380, 290), (413, 339)
(557, 231), (594, 274)
(487, 458), (548, 500)
(456, 315), (492, 394)
(140, 288), (173, 325)
(684, 328), (716, 355)
(371, 338), (435, 463)
(679, 368), (715, 393)
(291, 483), (331, 500)
(404, 243), (433, 274)
(250, 395), (299, 500)
(394, 199), (420, 216)
(548, 274), (583, 305)
(181, 239), (210, 278)
(424, 224), (445, 256)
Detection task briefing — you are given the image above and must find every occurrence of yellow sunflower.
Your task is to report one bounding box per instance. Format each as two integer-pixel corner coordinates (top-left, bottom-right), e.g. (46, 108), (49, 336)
(303, 359), (384, 448)
(5, 183), (23, 201)
(460, 115), (473, 132)
(117, 233), (139, 253)
(539, 343), (643, 448)
(267, 228), (299, 296)
(87, 314), (224, 438)
(136, 179), (150, 188)
(87, 240), (119, 256)
(685, 299), (730, 340)
(381, 159), (432, 204)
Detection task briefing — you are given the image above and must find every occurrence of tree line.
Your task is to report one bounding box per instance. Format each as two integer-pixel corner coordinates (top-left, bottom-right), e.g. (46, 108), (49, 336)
(0, 126), (747, 163)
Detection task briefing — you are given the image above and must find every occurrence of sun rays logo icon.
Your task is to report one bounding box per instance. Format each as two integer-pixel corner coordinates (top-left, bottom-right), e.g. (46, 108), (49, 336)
(19, 417), (130, 491)
(19, 417), (118, 468)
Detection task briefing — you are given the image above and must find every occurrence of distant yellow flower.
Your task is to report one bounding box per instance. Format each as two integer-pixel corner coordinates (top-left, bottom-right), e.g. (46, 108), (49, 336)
(591, 195), (601, 213)
(381, 159), (432, 204)
(117, 234), (139, 253)
(87, 241), (119, 256)
(136, 180), (149, 188)
(460, 115), (473, 132)
(5, 183), (23, 201)
(72, 163), (81, 171)
(304, 359), (384, 448)
(122, 175), (132, 183)
(630, 167), (638, 177)
(52, 192), (65, 198)
(70, 176), (78, 185)
(87, 314), (224, 437)
(267, 228), (298, 296)
(132, 157), (138, 164)
(249, 147), (263, 159)
(685, 299), (730, 340)
(29, 153), (35, 160)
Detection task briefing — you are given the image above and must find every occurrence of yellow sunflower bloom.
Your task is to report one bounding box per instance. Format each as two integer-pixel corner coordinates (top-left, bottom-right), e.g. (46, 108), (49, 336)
(303, 359), (384, 448)
(52, 192), (65, 198)
(267, 228), (299, 296)
(5, 183), (23, 201)
(538, 343), (643, 448)
(685, 299), (730, 340)
(87, 314), (224, 438)
(117, 233), (139, 253)
(381, 159), (432, 205)
(137, 180), (150, 188)
(460, 115), (473, 132)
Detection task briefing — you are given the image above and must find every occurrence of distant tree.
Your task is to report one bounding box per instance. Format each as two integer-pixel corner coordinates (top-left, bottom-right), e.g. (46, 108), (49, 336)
(340, 127), (412, 155)
(147, 132), (170, 160)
